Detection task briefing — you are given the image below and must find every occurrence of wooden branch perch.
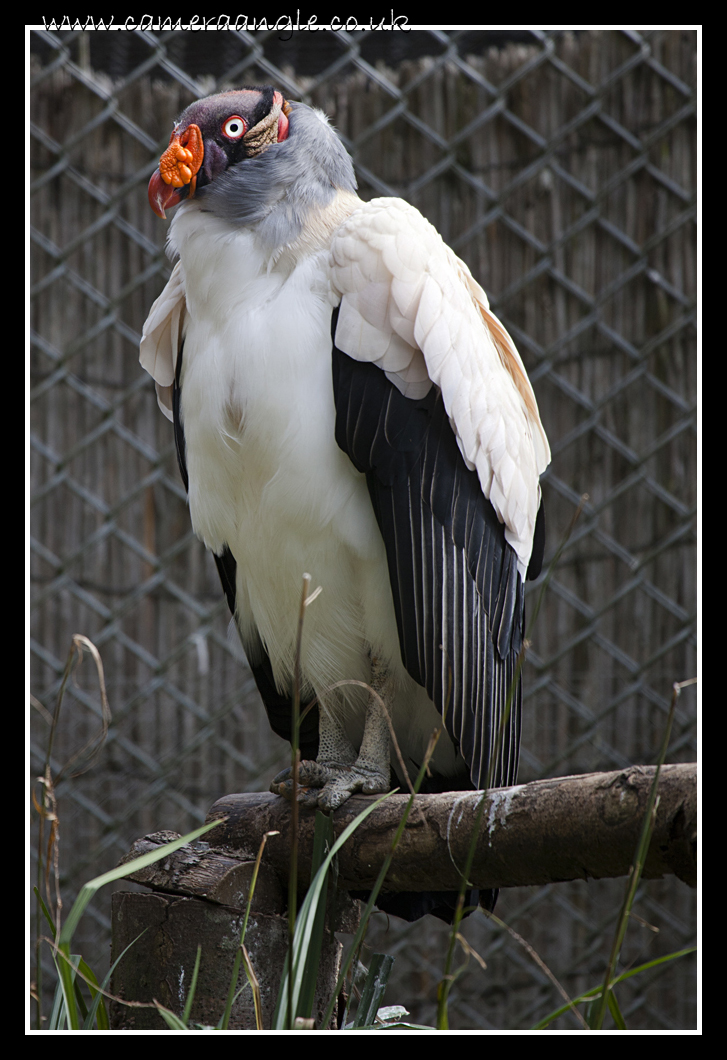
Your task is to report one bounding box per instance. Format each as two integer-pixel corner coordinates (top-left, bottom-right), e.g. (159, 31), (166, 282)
(123, 764), (695, 900)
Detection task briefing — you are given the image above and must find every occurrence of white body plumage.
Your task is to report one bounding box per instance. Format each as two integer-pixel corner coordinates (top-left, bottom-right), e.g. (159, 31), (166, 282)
(144, 197), (460, 778)
(140, 90), (550, 824)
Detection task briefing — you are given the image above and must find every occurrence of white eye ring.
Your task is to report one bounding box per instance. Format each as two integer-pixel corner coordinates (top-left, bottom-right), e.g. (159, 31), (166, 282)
(222, 116), (246, 140)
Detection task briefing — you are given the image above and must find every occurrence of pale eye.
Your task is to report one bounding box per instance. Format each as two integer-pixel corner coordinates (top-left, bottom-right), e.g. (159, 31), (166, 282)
(222, 116), (246, 140)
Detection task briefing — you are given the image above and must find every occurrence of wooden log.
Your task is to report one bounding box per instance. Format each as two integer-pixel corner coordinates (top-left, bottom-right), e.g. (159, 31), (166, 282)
(110, 763), (694, 1027)
(110, 831), (359, 1029)
(207, 763), (696, 892)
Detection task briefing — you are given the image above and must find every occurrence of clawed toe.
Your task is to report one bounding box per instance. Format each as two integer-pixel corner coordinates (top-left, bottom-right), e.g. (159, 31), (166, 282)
(270, 761), (330, 806)
(270, 759), (389, 810)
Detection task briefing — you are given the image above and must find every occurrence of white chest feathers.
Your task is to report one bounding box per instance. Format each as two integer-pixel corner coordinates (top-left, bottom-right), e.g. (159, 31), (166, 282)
(172, 208), (399, 697)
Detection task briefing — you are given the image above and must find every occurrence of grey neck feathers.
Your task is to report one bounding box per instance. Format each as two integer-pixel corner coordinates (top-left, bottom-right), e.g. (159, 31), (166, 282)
(199, 102), (357, 250)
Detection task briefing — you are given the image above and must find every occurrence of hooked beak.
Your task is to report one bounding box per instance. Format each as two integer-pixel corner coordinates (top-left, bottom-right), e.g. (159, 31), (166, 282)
(148, 171), (183, 219)
(148, 123), (204, 219)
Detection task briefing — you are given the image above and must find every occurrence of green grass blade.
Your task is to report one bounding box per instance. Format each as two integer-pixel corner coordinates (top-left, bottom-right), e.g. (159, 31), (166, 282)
(77, 957), (109, 1030)
(81, 931), (147, 1030)
(351, 953), (394, 1028)
(589, 680), (691, 1029)
(44, 821), (221, 1031)
(608, 946), (697, 984)
(219, 828), (278, 1030)
(34, 886), (56, 939)
(241, 946), (264, 1030)
(182, 945), (202, 1026)
(606, 986), (626, 1029)
(71, 957), (94, 1023)
(295, 811), (334, 1019)
(48, 976), (66, 1030)
(532, 947), (697, 1028)
(55, 950), (81, 1029)
(155, 1005), (189, 1029)
(321, 752), (440, 1029)
(274, 793), (392, 1028)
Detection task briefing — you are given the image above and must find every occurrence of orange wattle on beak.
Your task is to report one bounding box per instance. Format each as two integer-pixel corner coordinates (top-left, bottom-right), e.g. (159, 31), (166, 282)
(148, 123), (204, 219)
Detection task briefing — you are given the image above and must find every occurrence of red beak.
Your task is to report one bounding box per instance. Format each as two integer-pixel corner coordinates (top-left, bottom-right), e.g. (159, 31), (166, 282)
(148, 170), (183, 219)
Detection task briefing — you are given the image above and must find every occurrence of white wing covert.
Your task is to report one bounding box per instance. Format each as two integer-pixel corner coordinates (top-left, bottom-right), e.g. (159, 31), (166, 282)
(139, 261), (187, 422)
(330, 197), (549, 578)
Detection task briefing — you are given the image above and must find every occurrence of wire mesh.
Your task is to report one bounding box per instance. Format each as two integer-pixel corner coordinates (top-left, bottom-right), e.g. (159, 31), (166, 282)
(30, 28), (697, 1029)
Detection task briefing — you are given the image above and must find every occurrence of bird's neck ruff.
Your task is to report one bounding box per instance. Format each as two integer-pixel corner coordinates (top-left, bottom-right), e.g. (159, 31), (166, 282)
(244, 93), (290, 156)
(196, 103), (357, 250)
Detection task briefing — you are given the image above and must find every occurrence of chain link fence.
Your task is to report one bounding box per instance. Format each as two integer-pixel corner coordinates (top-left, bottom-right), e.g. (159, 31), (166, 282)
(30, 28), (697, 1029)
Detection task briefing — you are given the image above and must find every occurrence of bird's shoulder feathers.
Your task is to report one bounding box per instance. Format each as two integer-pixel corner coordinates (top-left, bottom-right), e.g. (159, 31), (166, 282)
(330, 196), (550, 576)
(139, 260), (186, 422)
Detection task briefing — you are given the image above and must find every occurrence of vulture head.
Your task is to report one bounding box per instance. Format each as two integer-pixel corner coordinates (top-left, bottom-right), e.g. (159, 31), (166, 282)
(148, 87), (357, 247)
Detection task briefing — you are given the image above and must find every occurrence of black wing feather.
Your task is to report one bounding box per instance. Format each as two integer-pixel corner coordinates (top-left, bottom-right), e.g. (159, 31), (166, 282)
(332, 308), (538, 791)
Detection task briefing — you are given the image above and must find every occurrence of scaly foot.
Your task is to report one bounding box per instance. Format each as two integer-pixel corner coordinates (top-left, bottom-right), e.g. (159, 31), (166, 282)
(270, 759), (390, 811)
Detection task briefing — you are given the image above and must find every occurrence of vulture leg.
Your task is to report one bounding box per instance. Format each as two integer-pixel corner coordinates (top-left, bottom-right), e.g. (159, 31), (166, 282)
(270, 656), (393, 811)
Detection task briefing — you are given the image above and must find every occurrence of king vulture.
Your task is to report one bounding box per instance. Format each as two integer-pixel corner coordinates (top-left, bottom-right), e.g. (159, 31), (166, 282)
(141, 86), (550, 920)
